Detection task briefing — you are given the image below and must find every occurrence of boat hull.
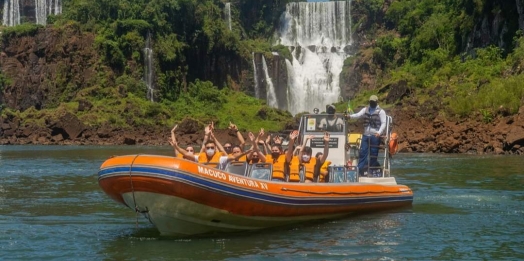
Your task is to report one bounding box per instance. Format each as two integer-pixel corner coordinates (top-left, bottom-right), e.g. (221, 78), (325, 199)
(98, 155), (413, 237)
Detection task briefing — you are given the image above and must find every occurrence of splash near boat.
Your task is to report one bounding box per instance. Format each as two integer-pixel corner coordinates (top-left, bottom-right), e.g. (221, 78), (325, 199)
(98, 113), (413, 237)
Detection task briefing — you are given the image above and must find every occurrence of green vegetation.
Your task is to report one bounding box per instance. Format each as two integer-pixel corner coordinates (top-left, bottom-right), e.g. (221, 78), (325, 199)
(1, 0), (524, 136)
(344, 0), (524, 118)
(1, 23), (42, 40)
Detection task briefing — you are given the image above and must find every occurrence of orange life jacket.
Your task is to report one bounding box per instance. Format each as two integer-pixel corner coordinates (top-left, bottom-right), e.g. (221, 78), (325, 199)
(288, 156), (301, 182)
(198, 152), (226, 164)
(319, 160), (331, 182)
(266, 154), (286, 180)
(301, 157), (317, 181)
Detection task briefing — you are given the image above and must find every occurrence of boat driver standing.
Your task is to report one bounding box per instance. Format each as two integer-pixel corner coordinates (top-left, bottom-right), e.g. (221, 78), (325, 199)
(347, 95), (387, 176)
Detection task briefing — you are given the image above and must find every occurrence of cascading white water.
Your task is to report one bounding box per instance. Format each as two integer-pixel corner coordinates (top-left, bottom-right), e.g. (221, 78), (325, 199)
(262, 56), (278, 108)
(224, 2), (232, 31)
(144, 33), (155, 102)
(2, 0), (62, 26)
(36, 0), (62, 25)
(274, 0), (352, 115)
(252, 52), (260, 99)
(2, 0), (20, 26)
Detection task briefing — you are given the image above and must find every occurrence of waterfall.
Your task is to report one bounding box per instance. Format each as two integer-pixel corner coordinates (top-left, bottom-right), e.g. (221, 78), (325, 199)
(274, 1), (352, 115)
(262, 56), (278, 107)
(144, 33), (155, 102)
(224, 2), (232, 31)
(2, 0), (62, 26)
(2, 0), (20, 26)
(252, 52), (260, 99)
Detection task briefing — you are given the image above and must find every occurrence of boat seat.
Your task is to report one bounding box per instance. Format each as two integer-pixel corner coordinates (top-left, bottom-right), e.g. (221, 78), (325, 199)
(224, 161), (249, 176)
(248, 163), (273, 180)
(346, 166), (358, 182)
(328, 166), (347, 183)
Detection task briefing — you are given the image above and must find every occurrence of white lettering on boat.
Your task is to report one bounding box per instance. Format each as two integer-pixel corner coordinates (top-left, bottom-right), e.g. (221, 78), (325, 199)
(196, 166), (268, 190)
(227, 175), (268, 190)
(197, 166), (227, 180)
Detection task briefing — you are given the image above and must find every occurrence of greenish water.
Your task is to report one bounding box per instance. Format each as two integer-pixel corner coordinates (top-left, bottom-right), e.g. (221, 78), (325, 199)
(0, 146), (523, 260)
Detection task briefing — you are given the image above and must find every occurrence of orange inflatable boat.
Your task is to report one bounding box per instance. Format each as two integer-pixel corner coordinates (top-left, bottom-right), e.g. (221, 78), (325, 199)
(98, 113), (412, 237)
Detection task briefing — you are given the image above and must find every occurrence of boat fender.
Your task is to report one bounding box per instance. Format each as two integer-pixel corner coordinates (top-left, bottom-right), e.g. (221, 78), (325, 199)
(389, 132), (398, 155)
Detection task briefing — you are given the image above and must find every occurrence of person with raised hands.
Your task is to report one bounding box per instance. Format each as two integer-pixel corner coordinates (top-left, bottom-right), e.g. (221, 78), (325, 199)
(169, 124), (198, 162)
(222, 121), (245, 155)
(198, 122), (227, 165)
(246, 129), (267, 164)
(299, 132), (330, 182)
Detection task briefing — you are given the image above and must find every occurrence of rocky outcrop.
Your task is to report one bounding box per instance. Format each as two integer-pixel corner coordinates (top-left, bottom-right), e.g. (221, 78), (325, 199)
(388, 104), (524, 155)
(0, 25), (98, 111)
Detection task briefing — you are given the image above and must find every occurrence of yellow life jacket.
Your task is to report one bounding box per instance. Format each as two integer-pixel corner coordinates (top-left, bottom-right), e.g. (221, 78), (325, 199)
(319, 160), (332, 182)
(198, 151), (226, 164)
(288, 156), (301, 182)
(301, 157), (317, 182)
(266, 154), (286, 180)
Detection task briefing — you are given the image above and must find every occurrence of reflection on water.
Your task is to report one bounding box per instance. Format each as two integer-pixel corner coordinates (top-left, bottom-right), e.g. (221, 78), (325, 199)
(0, 146), (523, 260)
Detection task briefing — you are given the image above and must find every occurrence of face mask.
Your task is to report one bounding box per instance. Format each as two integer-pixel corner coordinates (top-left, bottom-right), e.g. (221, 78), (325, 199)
(369, 101), (377, 108)
(271, 152), (280, 158)
(302, 155), (311, 161)
(206, 149), (215, 157)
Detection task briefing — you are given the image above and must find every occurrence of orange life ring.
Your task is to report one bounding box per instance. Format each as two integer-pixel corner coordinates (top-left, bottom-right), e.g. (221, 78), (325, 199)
(389, 132), (398, 155)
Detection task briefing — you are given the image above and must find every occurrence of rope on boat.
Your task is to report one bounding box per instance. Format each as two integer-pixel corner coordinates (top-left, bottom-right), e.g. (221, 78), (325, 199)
(281, 187), (412, 195)
(128, 154), (142, 228)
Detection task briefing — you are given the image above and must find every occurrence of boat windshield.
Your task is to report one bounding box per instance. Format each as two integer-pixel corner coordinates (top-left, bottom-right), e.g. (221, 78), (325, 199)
(302, 113), (346, 134)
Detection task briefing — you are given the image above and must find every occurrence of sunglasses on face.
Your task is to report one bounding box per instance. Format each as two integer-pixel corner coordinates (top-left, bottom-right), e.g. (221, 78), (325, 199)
(206, 147), (215, 149)
(224, 146), (232, 149)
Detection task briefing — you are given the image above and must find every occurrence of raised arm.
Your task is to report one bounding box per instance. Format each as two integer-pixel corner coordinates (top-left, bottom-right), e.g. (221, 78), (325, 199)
(170, 125), (179, 157)
(210, 131), (227, 154)
(247, 129), (267, 163)
(229, 122), (245, 148)
(169, 125), (196, 161)
(319, 132), (330, 163)
(286, 130), (299, 163)
(200, 123), (212, 154)
(299, 135), (314, 164)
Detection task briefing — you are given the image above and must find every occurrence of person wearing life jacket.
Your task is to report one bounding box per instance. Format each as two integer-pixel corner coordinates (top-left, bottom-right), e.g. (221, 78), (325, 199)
(223, 121), (245, 155)
(314, 152), (331, 182)
(286, 144), (302, 182)
(198, 122), (227, 166)
(298, 132), (330, 182)
(347, 95), (387, 176)
(267, 130), (296, 181)
(169, 124), (198, 161)
(246, 129), (267, 164)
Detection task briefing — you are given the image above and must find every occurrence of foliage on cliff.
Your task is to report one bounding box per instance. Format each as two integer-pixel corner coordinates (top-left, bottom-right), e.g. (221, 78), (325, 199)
(1, 0), (524, 136)
(1, 0), (298, 132)
(350, 0), (524, 118)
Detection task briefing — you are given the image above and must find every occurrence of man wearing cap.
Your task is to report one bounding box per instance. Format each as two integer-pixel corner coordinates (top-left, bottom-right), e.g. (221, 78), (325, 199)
(347, 95), (387, 176)
(318, 104), (344, 132)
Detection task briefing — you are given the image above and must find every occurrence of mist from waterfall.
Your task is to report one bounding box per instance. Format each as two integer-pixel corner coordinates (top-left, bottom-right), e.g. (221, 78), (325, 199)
(144, 33), (155, 102)
(274, 0), (352, 115)
(2, 0), (20, 26)
(224, 3), (232, 31)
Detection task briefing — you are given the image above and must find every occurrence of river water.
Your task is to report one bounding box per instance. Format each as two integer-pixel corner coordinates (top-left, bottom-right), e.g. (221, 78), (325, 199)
(0, 146), (523, 260)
